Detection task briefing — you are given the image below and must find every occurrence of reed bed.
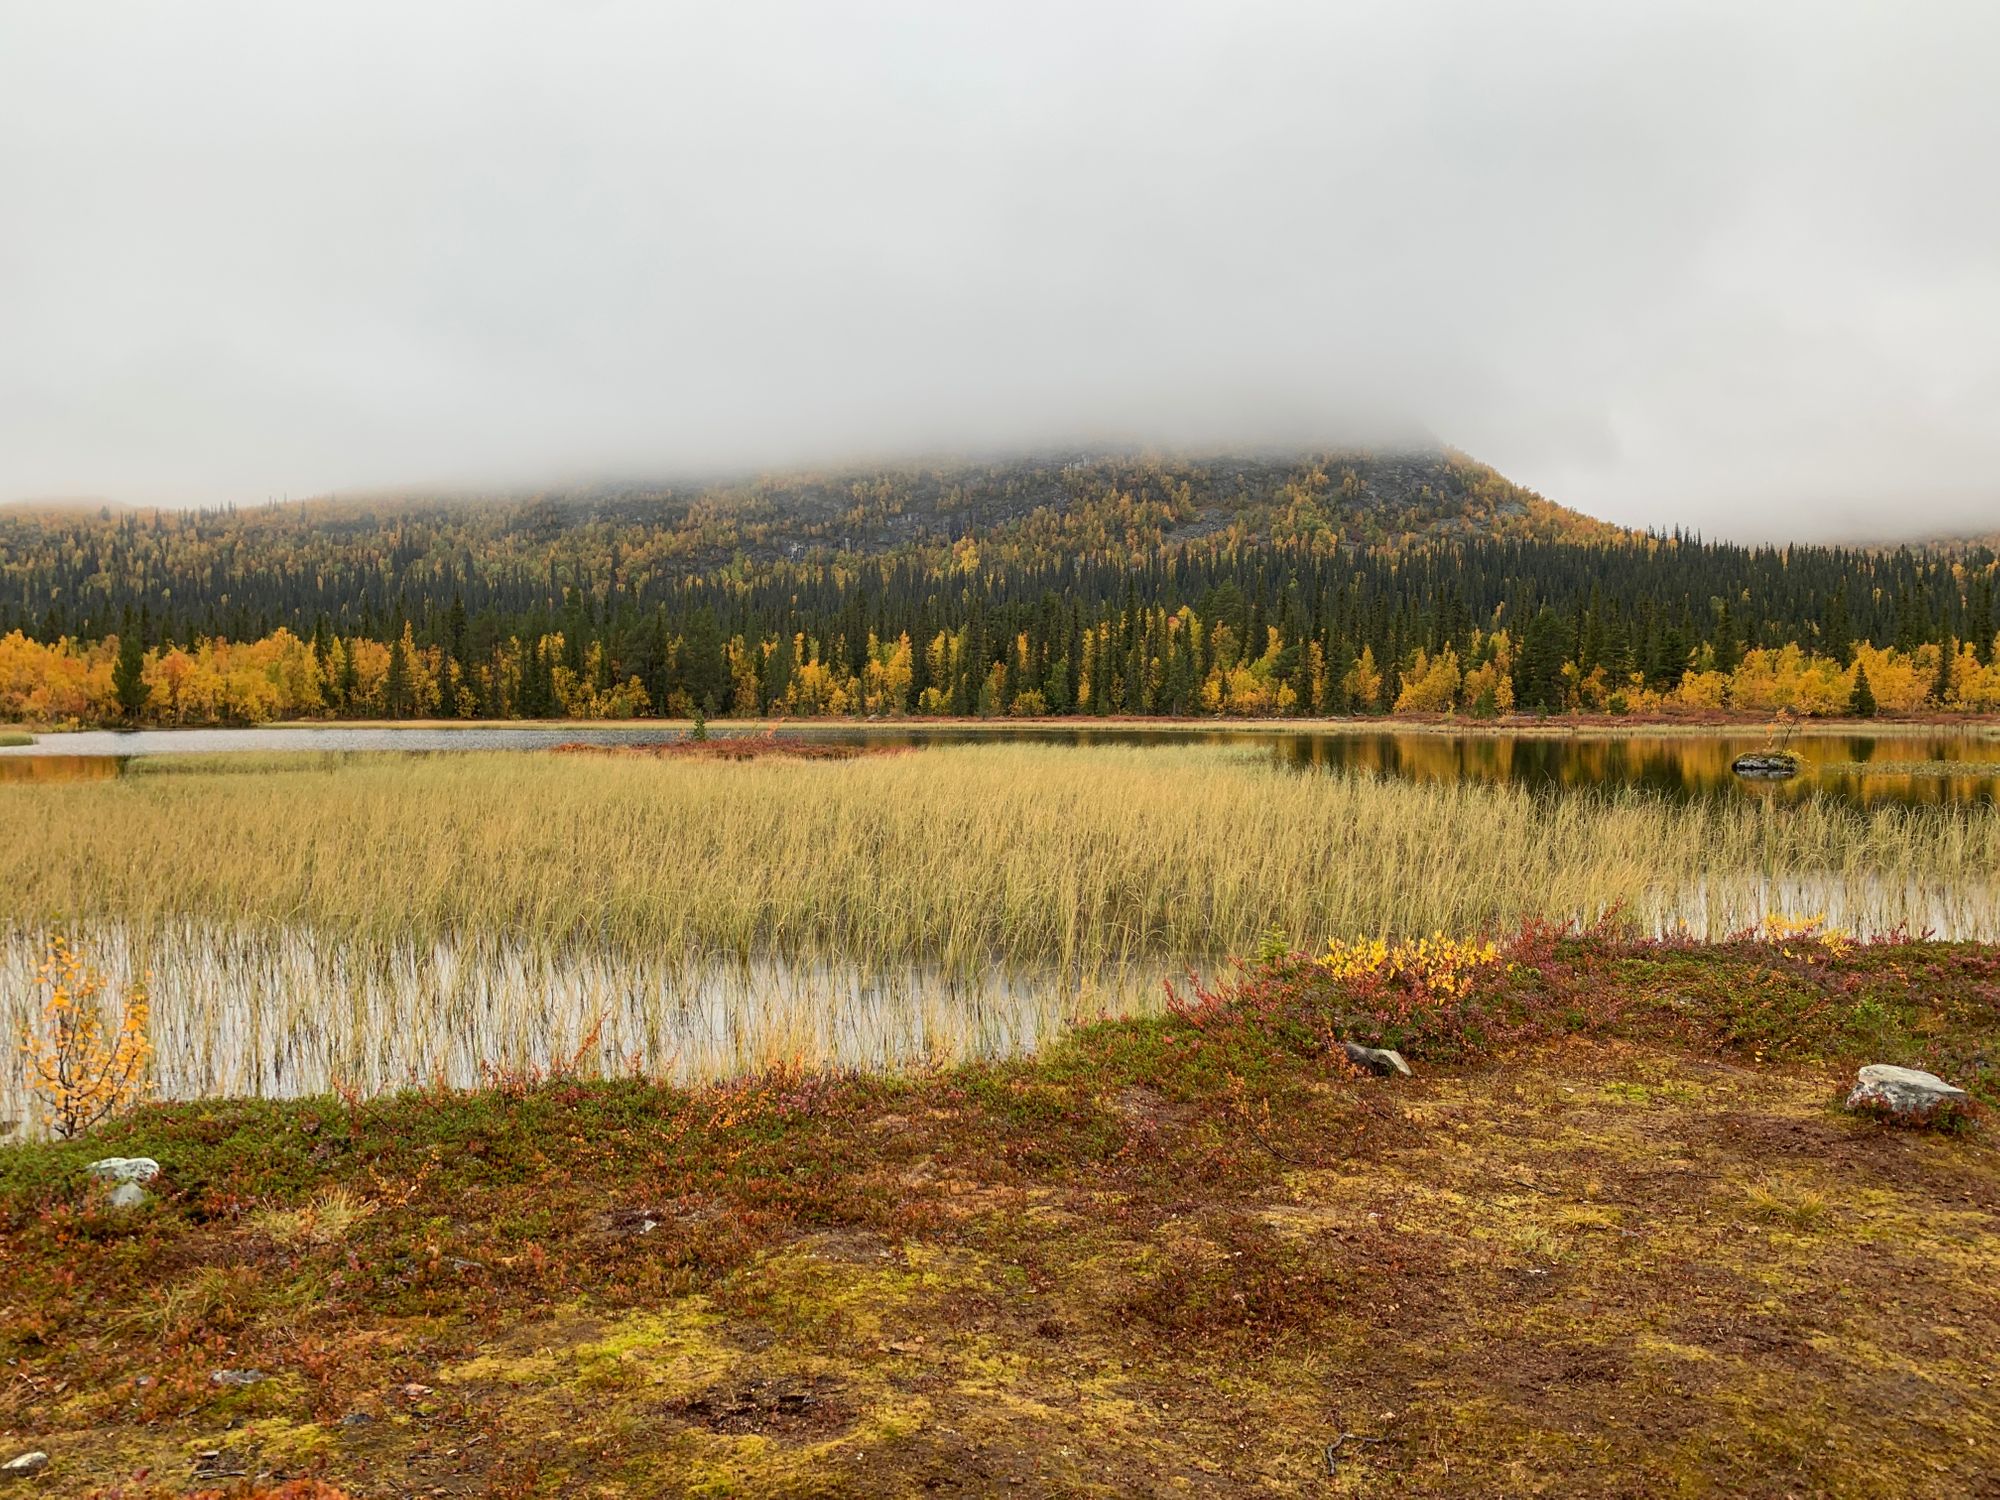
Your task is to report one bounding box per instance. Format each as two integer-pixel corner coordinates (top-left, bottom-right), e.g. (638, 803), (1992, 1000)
(8, 744), (2000, 960)
(4, 743), (1998, 1115)
(0, 923), (1122, 1110)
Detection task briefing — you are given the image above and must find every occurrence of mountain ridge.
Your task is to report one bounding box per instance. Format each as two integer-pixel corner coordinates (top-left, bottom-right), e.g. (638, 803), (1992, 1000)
(0, 445), (1623, 565)
(1, 443), (1992, 723)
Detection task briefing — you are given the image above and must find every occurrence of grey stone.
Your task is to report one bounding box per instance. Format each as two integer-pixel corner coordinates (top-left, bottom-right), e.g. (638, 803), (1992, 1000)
(1342, 1042), (1413, 1078)
(1845, 1064), (1967, 1124)
(85, 1157), (160, 1184)
(210, 1369), (269, 1388)
(1, 1451), (49, 1478)
(1731, 751), (1802, 780)
(105, 1182), (152, 1211)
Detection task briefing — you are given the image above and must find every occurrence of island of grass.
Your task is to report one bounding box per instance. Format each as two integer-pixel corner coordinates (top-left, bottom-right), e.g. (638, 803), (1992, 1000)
(549, 732), (908, 762)
(2, 929), (1996, 1497)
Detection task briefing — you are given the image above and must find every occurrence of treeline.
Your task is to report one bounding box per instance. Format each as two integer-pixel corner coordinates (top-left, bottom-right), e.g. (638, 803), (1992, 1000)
(1, 452), (1996, 725)
(5, 611), (1999, 727)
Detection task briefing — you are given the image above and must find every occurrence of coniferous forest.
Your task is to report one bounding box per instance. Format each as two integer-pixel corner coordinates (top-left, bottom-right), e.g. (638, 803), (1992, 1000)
(2, 449), (1996, 723)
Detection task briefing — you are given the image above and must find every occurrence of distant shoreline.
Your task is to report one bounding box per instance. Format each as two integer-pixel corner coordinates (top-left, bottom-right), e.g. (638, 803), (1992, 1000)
(16, 713), (1994, 740)
(251, 711), (2000, 738)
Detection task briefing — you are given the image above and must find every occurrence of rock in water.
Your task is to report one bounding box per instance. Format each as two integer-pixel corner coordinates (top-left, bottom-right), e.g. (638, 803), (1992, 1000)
(1731, 751), (1801, 780)
(2, 1451), (50, 1478)
(85, 1157), (160, 1183)
(1342, 1042), (1414, 1078)
(1845, 1064), (1968, 1125)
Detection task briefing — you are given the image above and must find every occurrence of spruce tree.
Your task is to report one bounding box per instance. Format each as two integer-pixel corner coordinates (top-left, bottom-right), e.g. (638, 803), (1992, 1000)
(112, 628), (149, 721)
(1931, 636), (1955, 706)
(337, 640), (359, 711)
(1512, 608), (1570, 714)
(1711, 598), (1741, 675)
(1848, 662), (1877, 718)
(1824, 584), (1852, 665)
(678, 608), (726, 715)
(384, 637), (411, 719)
(1969, 578), (1995, 665)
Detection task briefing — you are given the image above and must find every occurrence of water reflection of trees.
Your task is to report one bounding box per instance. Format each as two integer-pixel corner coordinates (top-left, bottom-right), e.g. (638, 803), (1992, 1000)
(3, 728), (1996, 808)
(1277, 731), (1998, 808)
(0, 755), (121, 784)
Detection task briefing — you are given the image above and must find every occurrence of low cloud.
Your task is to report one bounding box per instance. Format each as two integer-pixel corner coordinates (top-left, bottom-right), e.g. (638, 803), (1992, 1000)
(2, 1), (1996, 540)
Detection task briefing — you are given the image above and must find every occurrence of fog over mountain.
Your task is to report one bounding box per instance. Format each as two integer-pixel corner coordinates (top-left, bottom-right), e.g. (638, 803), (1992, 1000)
(2, 1), (1996, 542)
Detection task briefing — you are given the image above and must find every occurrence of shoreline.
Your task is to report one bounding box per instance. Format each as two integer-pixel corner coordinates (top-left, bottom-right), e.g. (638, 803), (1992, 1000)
(11, 712), (1999, 741)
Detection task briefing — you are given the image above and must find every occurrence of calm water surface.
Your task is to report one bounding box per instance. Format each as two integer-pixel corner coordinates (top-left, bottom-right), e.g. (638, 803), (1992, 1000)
(2, 721), (1997, 807)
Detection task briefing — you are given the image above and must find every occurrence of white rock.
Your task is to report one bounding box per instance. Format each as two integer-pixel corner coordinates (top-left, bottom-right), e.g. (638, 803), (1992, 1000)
(2, 1450), (49, 1478)
(85, 1157), (160, 1183)
(106, 1182), (152, 1210)
(1846, 1064), (1967, 1124)
(1342, 1042), (1414, 1078)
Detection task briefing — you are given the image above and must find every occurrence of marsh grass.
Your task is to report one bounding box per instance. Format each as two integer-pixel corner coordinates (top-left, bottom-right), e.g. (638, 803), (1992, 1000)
(4, 744), (1998, 1112)
(11, 744), (2000, 958)
(1822, 759), (2000, 778)
(0, 731), (33, 747)
(0, 926), (1109, 1110)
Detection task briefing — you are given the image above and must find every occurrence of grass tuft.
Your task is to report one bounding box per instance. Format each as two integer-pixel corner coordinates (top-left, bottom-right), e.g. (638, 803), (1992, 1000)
(246, 1185), (378, 1246)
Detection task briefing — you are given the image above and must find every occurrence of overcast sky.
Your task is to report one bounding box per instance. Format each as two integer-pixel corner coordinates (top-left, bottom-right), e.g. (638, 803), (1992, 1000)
(3, 2), (1997, 541)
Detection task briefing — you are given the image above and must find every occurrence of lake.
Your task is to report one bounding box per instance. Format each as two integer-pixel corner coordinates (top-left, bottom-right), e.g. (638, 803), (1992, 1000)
(3, 720), (1997, 806)
(6, 723), (1998, 1123)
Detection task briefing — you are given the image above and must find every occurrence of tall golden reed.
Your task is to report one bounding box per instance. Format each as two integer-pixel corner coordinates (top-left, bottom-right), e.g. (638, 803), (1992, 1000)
(5, 744), (1996, 964)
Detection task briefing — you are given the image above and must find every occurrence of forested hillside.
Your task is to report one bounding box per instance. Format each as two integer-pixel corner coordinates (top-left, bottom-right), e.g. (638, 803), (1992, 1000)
(2, 449), (1997, 723)
(0, 449), (1614, 640)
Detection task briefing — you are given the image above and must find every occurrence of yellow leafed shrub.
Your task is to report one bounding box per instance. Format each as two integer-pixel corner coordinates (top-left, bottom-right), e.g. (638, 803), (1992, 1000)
(18, 936), (151, 1138)
(1321, 932), (1507, 999)
(1758, 911), (1855, 960)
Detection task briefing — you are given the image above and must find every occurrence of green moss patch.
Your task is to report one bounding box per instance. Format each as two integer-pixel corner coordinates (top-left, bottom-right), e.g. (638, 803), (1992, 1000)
(1, 941), (1997, 1495)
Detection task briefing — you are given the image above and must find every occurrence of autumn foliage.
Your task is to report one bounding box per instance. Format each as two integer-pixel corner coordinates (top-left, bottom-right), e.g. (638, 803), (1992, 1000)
(18, 935), (151, 1139)
(0, 452), (1995, 727)
(4, 624), (2000, 728)
(1319, 931), (1509, 1000)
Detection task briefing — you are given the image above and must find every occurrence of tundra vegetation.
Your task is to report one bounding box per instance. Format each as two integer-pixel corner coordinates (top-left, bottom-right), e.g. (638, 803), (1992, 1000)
(2, 744), (1998, 1495)
(0, 920), (1996, 1495)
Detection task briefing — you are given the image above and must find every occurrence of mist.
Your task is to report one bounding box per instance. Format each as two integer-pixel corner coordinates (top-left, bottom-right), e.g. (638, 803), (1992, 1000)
(3, 1), (1997, 542)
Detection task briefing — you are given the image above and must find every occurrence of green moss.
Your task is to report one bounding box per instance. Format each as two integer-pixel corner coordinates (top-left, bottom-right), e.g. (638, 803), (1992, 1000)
(5, 943), (1999, 1495)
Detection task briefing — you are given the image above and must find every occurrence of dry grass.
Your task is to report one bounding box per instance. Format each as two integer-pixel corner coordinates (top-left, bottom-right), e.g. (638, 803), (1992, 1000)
(246, 1186), (377, 1246)
(116, 1265), (248, 1341)
(1742, 1178), (1833, 1233)
(3, 744), (1998, 1113)
(8, 744), (1999, 962)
